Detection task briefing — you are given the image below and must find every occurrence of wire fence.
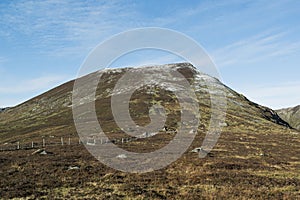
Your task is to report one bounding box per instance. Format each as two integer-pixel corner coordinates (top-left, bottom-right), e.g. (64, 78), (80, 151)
(0, 131), (177, 152)
(0, 137), (81, 152)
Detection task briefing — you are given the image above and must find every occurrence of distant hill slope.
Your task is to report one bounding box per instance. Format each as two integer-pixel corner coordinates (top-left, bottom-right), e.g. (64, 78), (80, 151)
(277, 105), (300, 130)
(0, 63), (291, 143)
(0, 108), (9, 112)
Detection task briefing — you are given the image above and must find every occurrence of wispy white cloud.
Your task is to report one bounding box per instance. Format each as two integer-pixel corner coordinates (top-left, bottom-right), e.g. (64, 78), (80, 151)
(212, 31), (300, 67)
(0, 98), (23, 108)
(0, 57), (7, 73)
(0, 0), (299, 110)
(0, 75), (68, 94)
(110, 50), (184, 69)
(240, 81), (300, 109)
(144, 0), (242, 27)
(0, 73), (71, 107)
(0, 0), (138, 57)
(114, 56), (183, 69)
(0, 56), (7, 63)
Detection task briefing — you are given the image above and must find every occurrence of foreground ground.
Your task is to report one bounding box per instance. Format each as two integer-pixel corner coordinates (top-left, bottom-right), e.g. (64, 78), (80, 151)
(1, 128), (299, 199)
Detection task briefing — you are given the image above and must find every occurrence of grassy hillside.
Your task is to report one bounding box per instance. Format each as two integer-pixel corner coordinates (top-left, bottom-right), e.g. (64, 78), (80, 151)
(0, 63), (299, 199)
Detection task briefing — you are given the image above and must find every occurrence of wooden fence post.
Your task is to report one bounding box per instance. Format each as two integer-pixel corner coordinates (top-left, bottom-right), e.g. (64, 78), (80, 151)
(43, 138), (45, 147)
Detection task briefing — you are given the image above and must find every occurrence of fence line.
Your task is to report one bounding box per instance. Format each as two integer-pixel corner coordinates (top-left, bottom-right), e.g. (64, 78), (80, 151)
(0, 131), (177, 152)
(0, 137), (81, 152)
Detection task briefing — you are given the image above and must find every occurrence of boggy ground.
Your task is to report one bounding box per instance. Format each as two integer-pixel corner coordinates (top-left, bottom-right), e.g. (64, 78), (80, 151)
(1, 128), (299, 199)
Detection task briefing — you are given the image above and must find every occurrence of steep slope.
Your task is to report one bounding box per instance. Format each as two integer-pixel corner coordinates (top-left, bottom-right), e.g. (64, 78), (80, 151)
(277, 105), (300, 130)
(0, 63), (291, 143)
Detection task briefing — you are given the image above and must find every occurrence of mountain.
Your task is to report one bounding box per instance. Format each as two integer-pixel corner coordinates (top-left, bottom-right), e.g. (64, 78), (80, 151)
(276, 105), (300, 130)
(0, 63), (290, 143)
(0, 63), (299, 199)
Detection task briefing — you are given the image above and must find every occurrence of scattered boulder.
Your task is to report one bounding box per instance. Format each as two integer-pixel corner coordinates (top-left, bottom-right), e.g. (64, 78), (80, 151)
(32, 149), (53, 155)
(68, 166), (80, 170)
(191, 147), (207, 153)
(191, 147), (213, 157)
(219, 122), (228, 127)
(116, 154), (127, 159)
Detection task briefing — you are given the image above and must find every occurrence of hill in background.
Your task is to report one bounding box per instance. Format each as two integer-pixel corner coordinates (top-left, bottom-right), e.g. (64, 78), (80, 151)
(277, 105), (300, 131)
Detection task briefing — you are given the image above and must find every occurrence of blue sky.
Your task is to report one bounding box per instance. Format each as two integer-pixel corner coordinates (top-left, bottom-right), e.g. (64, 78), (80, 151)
(0, 0), (299, 109)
